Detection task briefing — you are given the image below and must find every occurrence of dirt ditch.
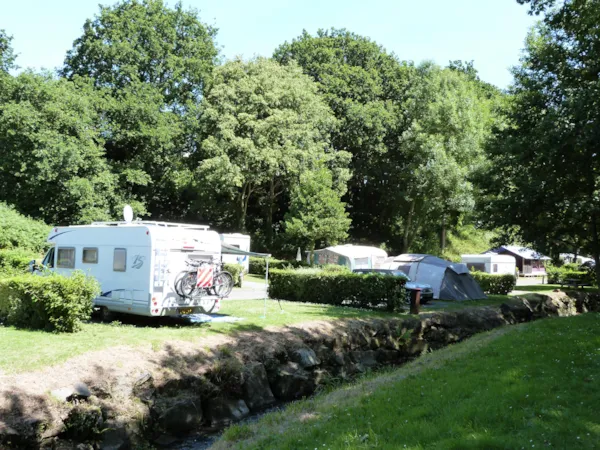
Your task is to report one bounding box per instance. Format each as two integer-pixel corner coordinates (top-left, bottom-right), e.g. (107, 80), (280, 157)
(0, 291), (598, 450)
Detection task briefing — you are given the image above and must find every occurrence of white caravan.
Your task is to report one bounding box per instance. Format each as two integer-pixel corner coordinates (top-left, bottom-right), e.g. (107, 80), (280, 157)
(39, 221), (223, 317)
(461, 254), (517, 275)
(220, 233), (251, 273)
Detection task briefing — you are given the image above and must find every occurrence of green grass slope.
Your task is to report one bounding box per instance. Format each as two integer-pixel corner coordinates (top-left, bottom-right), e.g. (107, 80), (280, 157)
(216, 313), (600, 450)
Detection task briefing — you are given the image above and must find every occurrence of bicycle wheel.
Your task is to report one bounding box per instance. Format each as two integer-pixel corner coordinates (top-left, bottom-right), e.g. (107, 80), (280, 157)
(179, 271), (197, 297)
(174, 270), (189, 297)
(197, 294), (218, 314)
(213, 271), (234, 298)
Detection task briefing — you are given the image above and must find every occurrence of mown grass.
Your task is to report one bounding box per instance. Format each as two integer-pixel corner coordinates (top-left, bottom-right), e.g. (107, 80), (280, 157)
(217, 313), (600, 450)
(0, 299), (391, 373)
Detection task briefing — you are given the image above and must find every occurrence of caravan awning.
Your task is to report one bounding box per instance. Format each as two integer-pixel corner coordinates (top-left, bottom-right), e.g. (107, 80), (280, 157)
(221, 243), (271, 257)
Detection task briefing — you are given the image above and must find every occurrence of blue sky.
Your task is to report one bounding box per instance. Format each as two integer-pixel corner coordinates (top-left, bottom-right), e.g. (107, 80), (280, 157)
(3, 0), (536, 88)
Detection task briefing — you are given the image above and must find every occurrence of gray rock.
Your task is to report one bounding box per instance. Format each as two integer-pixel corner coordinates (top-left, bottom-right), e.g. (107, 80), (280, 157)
(270, 362), (316, 401)
(158, 399), (202, 435)
(290, 348), (320, 369)
(204, 398), (250, 428)
(242, 362), (276, 411)
(351, 350), (378, 368)
(99, 420), (130, 450)
(0, 421), (20, 447)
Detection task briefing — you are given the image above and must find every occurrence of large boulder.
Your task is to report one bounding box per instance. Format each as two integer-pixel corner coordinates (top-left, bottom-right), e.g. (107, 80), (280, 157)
(242, 362), (276, 412)
(203, 398), (249, 428)
(98, 419), (130, 450)
(290, 348), (320, 369)
(158, 398), (202, 435)
(270, 362), (316, 401)
(350, 350), (378, 368)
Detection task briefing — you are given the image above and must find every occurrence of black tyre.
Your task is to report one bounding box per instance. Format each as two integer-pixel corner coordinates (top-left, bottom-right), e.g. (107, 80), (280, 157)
(213, 271), (234, 298)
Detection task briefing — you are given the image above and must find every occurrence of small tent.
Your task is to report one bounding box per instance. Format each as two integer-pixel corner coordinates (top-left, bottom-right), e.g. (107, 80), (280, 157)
(384, 254), (486, 301)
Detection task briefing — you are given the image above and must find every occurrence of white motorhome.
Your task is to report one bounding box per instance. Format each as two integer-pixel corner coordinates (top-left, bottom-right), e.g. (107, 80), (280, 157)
(220, 233), (251, 273)
(39, 220), (224, 317)
(461, 254), (517, 275)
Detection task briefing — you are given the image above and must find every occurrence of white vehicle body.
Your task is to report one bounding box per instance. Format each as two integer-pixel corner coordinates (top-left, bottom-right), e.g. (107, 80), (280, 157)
(220, 233), (251, 273)
(40, 221), (223, 316)
(461, 254), (516, 275)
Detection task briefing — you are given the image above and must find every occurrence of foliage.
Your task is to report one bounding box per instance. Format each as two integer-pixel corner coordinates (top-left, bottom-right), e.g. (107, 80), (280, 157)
(0, 73), (130, 224)
(440, 225), (497, 263)
(546, 267), (595, 285)
(190, 57), (344, 249)
(0, 203), (51, 252)
(0, 249), (39, 277)
(248, 257), (308, 276)
(269, 269), (406, 312)
(223, 263), (244, 287)
(282, 167), (350, 252)
(0, 29), (16, 73)
(478, 0), (600, 281)
(469, 271), (516, 295)
(61, 0), (218, 107)
(0, 271), (99, 332)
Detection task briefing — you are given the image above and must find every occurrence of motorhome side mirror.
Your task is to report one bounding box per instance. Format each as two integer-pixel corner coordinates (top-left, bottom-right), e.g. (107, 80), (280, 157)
(28, 260), (36, 273)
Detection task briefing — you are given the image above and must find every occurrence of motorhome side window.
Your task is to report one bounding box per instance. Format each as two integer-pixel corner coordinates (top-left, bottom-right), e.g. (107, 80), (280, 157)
(82, 248), (98, 264)
(113, 248), (127, 272)
(57, 248), (75, 268)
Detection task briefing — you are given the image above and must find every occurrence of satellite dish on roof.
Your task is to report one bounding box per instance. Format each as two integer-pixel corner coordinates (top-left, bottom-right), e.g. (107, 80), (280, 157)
(123, 205), (134, 223)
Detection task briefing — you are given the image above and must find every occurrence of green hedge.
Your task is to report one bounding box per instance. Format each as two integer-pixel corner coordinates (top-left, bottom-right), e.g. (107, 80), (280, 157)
(547, 267), (595, 285)
(249, 257), (309, 275)
(0, 272), (99, 332)
(0, 248), (39, 277)
(470, 272), (516, 295)
(223, 263), (244, 287)
(0, 203), (51, 252)
(269, 269), (406, 312)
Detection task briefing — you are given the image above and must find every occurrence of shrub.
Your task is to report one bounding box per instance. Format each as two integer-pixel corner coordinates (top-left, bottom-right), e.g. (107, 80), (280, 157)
(470, 272), (516, 295)
(249, 257), (309, 275)
(0, 248), (40, 277)
(547, 266), (595, 285)
(224, 263), (244, 287)
(269, 269), (406, 312)
(0, 271), (99, 332)
(0, 203), (51, 252)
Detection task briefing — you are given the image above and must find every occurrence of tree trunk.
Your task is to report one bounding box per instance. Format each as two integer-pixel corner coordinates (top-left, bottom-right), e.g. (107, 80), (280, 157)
(237, 182), (252, 231)
(440, 215), (447, 253)
(401, 199), (416, 254)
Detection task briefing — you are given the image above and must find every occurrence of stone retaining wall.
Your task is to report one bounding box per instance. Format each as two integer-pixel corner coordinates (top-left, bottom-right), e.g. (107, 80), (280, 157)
(3, 291), (599, 449)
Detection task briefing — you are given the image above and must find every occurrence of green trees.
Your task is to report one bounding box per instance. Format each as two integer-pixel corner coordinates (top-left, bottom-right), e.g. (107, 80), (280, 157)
(479, 0), (600, 280)
(190, 58), (349, 248)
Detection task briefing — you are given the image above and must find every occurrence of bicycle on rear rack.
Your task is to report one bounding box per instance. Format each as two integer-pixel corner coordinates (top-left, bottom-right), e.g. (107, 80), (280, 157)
(174, 260), (234, 313)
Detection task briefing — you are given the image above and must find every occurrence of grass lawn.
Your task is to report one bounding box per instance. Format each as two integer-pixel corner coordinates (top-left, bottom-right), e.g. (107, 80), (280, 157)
(0, 299), (392, 374)
(216, 313), (600, 450)
(243, 273), (267, 284)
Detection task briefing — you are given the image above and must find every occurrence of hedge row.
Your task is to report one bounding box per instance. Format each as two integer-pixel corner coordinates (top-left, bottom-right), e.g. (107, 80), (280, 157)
(268, 269), (406, 312)
(0, 272), (99, 332)
(470, 272), (516, 295)
(547, 267), (595, 285)
(249, 257), (309, 275)
(223, 263), (244, 287)
(0, 248), (39, 277)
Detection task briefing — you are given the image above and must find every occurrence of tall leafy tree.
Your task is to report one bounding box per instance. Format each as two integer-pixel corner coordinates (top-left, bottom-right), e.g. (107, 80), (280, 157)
(274, 29), (412, 246)
(62, 0), (218, 107)
(0, 29), (16, 73)
(480, 0), (600, 282)
(191, 58), (345, 249)
(0, 73), (132, 224)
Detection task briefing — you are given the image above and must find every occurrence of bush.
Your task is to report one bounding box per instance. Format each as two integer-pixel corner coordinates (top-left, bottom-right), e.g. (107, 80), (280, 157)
(0, 248), (40, 277)
(269, 269), (406, 312)
(0, 203), (51, 252)
(224, 263), (244, 287)
(0, 271), (99, 332)
(470, 272), (516, 295)
(249, 257), (309, 275)
(547, 266), (595, 285)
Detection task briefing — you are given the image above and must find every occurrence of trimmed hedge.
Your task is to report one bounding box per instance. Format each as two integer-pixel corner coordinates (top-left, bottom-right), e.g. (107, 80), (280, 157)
(249, 257), (309, 275)
(0, 202), (51, 252)
(0, 248), (39, 277)
(470, 272), (516, 295)
(547, 267), (595, 285)
(224, 263), (244, 287)
(0, 271), (99, 332)
(269, 269), (406, 312)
